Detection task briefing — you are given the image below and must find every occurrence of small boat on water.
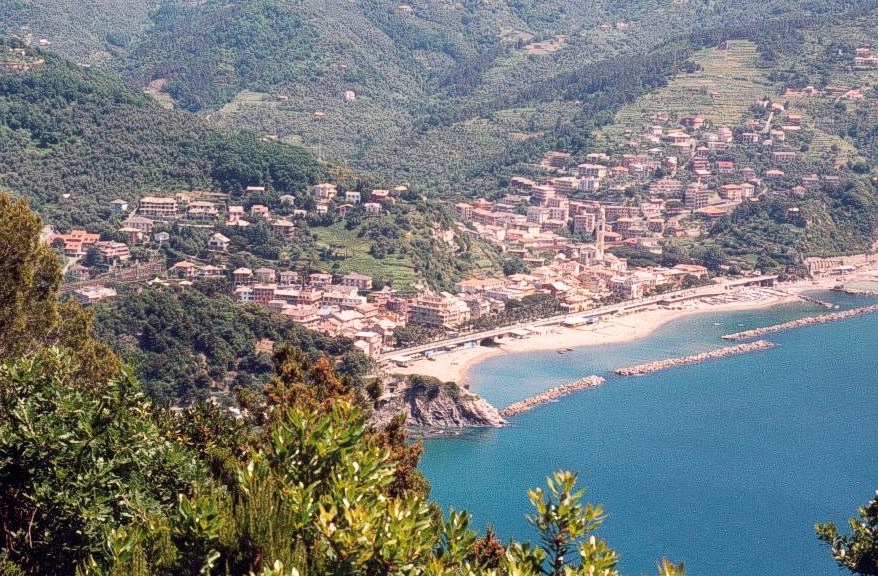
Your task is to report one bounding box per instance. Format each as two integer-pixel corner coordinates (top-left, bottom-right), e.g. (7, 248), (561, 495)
(557, 348), (574, 354)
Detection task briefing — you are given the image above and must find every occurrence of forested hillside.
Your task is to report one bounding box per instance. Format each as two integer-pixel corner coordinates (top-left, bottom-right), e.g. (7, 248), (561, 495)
(90, 285), (367, 405)
(3, 0), (872, 192)
(0, 38), (321, 233)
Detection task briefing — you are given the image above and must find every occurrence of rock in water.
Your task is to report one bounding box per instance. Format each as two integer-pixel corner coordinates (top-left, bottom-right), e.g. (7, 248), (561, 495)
(370, 375), (506, 432)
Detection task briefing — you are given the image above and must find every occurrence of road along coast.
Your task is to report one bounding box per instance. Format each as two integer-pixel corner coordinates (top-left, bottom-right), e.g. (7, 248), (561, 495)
(499, 375), (606, 417)
(721, 305), (878, 341)
(613, 340), (777, 376)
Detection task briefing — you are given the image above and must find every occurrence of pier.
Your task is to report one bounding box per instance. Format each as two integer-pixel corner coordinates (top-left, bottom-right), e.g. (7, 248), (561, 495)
(794, 293), (835, 309)
(613, 340), (777, 376)
(500, 375), (606, 417)
(721, 305), (878, 341)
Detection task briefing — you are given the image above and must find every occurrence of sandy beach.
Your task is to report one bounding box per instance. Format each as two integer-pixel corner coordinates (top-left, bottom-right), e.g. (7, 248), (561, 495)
(389, 275), (848, 385)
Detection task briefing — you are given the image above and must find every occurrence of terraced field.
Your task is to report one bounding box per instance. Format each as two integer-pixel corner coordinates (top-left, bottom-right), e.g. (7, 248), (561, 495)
(597, 40), (773, 145)
(311, 223), (417, 288)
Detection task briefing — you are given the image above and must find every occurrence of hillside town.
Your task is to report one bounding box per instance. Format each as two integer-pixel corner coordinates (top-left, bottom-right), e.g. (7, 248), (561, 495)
(50, 81), (874, 359)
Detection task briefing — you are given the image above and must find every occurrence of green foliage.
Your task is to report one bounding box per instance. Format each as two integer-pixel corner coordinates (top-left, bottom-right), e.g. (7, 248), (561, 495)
(0, 192), (62, 358)
(0, 191), (119, 382)
(393, 324), (446, 348)
(709, 179), (878, 270)
(406, 374), (444, 401)
(0, 40), (321, 233)
(607, 246), (664, 269)
(0, 337), (690, 575)
(462, 293), (562, 333)
(90, 286), (359, 404)
(817, 492), (878, 575)
(126, 0), (327, 112)
(0, 348), (203, 575)
(524, 471), (616, 576)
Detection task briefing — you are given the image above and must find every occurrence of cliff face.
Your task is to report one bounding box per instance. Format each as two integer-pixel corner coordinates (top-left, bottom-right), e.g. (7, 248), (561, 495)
(370, 376), (506, 432)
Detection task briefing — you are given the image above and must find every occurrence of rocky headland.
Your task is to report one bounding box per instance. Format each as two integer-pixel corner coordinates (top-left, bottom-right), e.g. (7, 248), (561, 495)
(370, 374), (506, 433)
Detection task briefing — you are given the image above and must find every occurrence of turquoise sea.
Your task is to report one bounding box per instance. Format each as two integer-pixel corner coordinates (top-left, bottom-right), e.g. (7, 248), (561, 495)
(419, 292), (878, 576)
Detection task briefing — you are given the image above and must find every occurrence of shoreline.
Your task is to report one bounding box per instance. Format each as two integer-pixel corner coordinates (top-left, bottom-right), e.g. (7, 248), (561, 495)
(389, 276), (846, 387)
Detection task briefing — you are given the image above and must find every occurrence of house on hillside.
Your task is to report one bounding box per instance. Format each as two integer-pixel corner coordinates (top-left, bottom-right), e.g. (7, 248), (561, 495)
(208, 232), (231, 252)
(118, 226), (145, 244)
(139, 196), (178, 220)
(250, 205), (270, 218)
(279, 270), (299, 286)
(94, 241), (130, 265)
(272, 219), (296, 239)
(73, 286), (117, 305)
(772, 151), (796, 163)
(187, 201), (219, 222)
(170, 261), (199, 279)
(124, 215), (154, 234)
(51, 230), (100, 257)
(342, 273), (373, 291)
(312, 183), (338, 200)
(111, 199), (128, 214)
(227, 205), (245, 224)
(233, 268), (254, 285)
(254, 268), (277, 283)
(370, 189), (391, 202)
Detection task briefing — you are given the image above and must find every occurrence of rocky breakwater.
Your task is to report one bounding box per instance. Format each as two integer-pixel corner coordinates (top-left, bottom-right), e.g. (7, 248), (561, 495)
(614, 340), (777, 376)
(500, 375), (606, 417)
(721, 305), (878, 341)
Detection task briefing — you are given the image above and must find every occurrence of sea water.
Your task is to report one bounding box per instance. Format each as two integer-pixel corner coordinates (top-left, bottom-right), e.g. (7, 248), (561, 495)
(420, 292), (878, 576)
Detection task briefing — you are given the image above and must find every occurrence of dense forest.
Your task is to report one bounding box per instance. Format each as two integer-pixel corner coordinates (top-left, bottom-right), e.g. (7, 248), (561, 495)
(90, 285), (369, 405)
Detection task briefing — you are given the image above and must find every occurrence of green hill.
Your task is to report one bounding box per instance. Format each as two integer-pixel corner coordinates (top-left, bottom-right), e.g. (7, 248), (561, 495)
(3, 0), (870, 192)
(584, 8), (878, 268)
(0, 38), (322, 234)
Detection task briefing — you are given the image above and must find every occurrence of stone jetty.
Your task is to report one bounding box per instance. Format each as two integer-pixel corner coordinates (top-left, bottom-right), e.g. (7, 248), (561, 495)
(613, 340), (777, 376)
(500, 375), (606, 417)
(721, 305), (878, 341)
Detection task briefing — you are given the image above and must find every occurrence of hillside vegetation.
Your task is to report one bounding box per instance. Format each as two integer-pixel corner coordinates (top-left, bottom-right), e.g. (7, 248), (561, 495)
(0, 38), (322, 233)
(90, 285), (366, 405)
(2, 0), (871, 192)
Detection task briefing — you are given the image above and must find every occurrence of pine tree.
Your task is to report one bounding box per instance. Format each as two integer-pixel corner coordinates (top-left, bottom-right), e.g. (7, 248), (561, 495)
(0, 192), (120, 383)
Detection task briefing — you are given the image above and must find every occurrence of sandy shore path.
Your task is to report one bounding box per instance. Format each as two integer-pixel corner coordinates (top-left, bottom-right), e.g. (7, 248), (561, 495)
(388, 277), (843, 386)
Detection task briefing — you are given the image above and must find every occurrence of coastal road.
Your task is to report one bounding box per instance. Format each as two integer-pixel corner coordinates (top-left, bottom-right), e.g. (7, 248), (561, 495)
(378, 276), (778, 362)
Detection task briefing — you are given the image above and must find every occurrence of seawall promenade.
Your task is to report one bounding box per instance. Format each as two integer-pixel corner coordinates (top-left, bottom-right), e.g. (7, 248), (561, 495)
(721, 305), (878, 341)
(500, 375), (606, 417)
(614, 340), (777, 376)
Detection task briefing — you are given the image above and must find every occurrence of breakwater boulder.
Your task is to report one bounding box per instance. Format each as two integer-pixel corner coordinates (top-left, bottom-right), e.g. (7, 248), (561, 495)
(500, 375), (606, 417)
(614, 340), (777, 376)
(722, 305), (878, 341)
